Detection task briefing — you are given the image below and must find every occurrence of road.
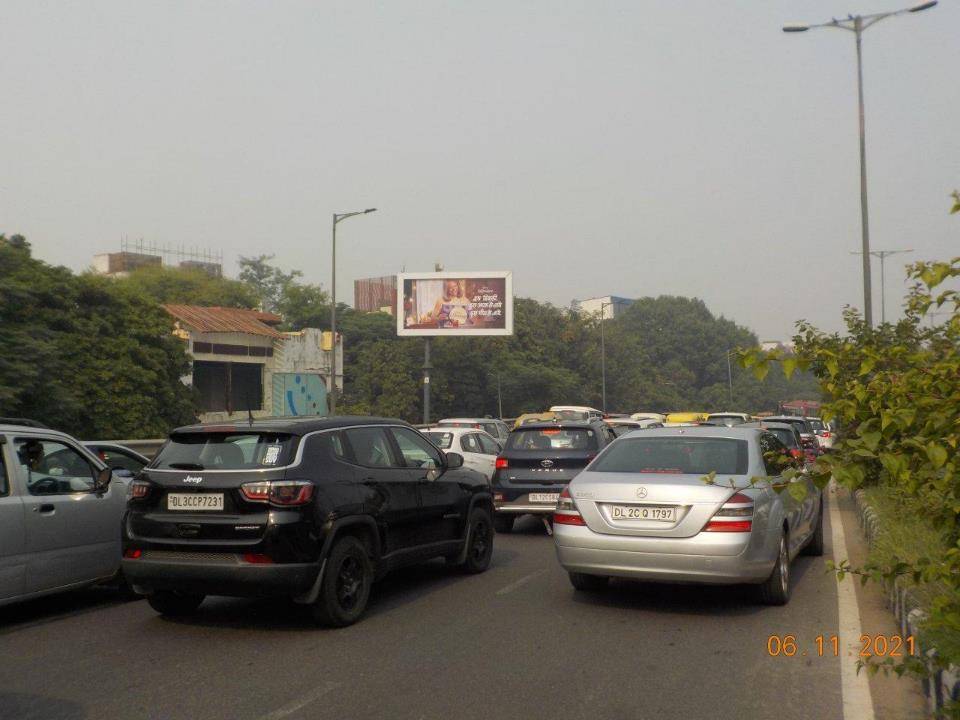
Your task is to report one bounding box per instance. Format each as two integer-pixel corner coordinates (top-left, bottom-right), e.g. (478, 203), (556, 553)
(0, 511), (847, 720)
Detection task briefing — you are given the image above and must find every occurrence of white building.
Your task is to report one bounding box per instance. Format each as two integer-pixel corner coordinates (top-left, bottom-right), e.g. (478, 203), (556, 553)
(572, 295), (635, 320)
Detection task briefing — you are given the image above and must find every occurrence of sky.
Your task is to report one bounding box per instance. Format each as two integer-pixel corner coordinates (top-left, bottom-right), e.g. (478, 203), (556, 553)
(2, 0), (957, 340)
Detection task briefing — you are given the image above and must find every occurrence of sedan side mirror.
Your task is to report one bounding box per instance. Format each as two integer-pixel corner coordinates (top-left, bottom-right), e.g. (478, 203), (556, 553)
(445, 452), (465, 469)
(94, 466), (112, 492)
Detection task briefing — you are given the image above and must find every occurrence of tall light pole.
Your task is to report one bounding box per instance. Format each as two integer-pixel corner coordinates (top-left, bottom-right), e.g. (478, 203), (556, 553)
(850, 249), (913, 324)
(330, 208), (376, 415)
(783, 1), (937, 328)
(725, 350), (734, 407)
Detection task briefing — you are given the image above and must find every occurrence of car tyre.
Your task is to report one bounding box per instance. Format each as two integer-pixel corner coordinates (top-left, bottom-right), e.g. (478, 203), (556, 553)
(147, 590), (205, 616)
(757, 532), (791, 606)
(454, 507), (494, 574)
(311, 536), (373, 628)
(568, 572), (608, 592)
(493, 514), (515, 534)
(802, 498), (825, 557)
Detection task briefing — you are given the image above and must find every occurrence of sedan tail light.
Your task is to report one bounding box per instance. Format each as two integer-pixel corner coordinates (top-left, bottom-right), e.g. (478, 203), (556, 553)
(704, 492), (754, 532)
(240, 480), (314, 506)
(554, 486), (586, 526)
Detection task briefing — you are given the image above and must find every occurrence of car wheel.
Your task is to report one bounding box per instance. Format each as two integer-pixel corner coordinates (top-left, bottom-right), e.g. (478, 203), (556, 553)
(311, 536), (373, 628)
(802, 498), (825, 557)
(568, 572), (608, 592)
(493, 514), (515, 534)
(455, 507), (494, 574)
(147, 590), (205, 616)
(757, 532), (791, 605)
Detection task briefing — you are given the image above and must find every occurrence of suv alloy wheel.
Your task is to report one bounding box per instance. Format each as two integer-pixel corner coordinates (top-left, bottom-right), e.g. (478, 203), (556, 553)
(311, 536), (373, 627)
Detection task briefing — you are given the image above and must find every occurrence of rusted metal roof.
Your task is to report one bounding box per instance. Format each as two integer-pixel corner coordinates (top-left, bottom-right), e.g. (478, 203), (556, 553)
(163, 305), (283, 338)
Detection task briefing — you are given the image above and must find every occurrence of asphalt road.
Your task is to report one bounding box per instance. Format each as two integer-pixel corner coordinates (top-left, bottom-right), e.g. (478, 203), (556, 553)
(0, 515), (843, 720)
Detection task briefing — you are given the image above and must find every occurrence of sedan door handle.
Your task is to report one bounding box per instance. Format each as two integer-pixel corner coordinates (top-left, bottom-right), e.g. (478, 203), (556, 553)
(34, 504), (56, 514)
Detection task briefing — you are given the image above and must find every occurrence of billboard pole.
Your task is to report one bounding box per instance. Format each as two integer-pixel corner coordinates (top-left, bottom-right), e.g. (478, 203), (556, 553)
(422, 338), (432, 424)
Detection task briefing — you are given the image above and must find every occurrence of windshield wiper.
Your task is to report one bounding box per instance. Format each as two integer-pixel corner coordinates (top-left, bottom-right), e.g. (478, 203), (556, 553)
(168, 462), (205, 470)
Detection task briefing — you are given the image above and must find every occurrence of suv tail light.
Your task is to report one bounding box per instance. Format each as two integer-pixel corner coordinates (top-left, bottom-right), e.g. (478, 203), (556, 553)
(130, 480), (151, 499)
(240, 480), (314, 506)
(704, 492), (754, 532)
(495, 457), (509, 470)
(554, 486), (586, 526)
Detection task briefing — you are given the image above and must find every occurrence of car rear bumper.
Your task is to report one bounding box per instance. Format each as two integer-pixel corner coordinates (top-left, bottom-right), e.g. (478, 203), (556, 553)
(554, 523), (775, 584)
(495, 502), (558, 515)
(122, 554), (318, 598)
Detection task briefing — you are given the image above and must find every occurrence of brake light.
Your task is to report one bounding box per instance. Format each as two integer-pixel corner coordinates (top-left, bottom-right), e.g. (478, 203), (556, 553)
(822, 432), (832, 438)
(124, 548), (142, 559)
(554, 486), (586, 525)
(704, 492), (754, 532)
(130, 480), (151, 499)
(790, 448), (803, 459)
(495, 457), (509, 470)
(242, 553), (274, 564)
(240, 480), (314, 506)
(493, 492), (504, 502)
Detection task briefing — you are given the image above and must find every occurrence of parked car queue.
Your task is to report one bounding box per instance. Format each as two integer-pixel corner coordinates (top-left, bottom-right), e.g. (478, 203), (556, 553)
(0, 408), (833, 626)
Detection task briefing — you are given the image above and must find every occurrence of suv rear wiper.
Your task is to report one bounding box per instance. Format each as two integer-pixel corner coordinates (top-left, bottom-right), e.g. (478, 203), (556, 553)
(168, 462), (205, 470)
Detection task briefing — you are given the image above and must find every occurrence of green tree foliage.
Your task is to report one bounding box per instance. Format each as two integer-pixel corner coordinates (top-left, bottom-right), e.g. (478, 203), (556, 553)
(744, 248), (960, 699)
(238, 254), (302, 313)
(0, 236), (197, 438)
(116, 264), (257, 308)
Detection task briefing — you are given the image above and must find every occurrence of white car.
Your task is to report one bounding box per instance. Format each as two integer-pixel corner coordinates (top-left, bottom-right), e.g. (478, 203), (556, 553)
(550, 405), (604, 422)
(805, 417), (835, 451)
(630, 412), (666, 423)
(436, 417), (510, 445)
(706, 412), (752, 427)
(421, 426), (502, 481)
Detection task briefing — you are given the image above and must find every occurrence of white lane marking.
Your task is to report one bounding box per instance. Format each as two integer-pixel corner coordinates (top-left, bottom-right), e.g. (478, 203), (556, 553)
(259, 681), (341, 720)
(496, 569), (547, 596)
(828, 482), (876, 720)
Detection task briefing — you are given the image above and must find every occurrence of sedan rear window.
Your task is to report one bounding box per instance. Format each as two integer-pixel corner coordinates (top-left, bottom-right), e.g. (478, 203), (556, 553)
(423, 432), (453, 450)
(506, 428), (597, 452)
(767, 428), (799, 448)
(590, 437), (749, 475)
(153, 433), (297, 470)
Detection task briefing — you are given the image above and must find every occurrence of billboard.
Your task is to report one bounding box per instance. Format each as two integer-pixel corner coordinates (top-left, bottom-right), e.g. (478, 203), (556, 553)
(397, 271), (513, 336)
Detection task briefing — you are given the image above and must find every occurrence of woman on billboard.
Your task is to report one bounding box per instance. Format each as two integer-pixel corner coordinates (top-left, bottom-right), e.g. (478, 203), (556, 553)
(428, 279), (473, 328)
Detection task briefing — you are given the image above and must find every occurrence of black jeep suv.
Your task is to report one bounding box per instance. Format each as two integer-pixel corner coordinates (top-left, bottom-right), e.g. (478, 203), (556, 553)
(122, 417), (493, 626)
(491, 420), (616, 533)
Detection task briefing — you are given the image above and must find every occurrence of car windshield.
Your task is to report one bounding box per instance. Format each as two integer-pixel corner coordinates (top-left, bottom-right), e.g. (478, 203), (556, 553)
(423, 432), (453, 449)
(553, 410), (590, 421)
(153, 432), (297, 470)
(506, 428), (597, 452)
(767, 428), (798, 448)
(807, 419), (825, 433)
(590, 437), (749, 475)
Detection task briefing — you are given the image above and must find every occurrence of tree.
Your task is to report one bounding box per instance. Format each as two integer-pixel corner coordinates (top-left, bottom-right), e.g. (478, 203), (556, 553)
(238, 254), (302, 313)
(116, 264), (258, 308)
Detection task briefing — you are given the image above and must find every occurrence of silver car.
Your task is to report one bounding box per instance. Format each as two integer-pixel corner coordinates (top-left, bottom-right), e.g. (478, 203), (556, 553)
(553, 426), (823, 604)
(0, 421), (125, 607)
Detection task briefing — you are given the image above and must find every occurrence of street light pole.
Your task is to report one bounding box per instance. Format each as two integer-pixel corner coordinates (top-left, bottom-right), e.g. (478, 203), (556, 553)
(850, 249), (913, 324)
(726, 350), (734, 406)
(599, 301), (614, 413)
(783, 1), (937, 328)
(329, 208), (376, 415)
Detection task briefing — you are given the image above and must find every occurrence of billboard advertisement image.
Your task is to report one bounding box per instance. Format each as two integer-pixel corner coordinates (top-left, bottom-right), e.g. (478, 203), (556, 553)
(397, 271), (513, 336)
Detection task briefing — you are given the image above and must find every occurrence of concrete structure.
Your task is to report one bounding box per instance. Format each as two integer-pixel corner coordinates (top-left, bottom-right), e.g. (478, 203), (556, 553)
(163, 305), (341, 423)
(572, 295), (635, 320)
(761, 340), (796, 353)
(178, 260), (223, 277)
(354, 275), (397, 314)
(92, 251), (162, 276)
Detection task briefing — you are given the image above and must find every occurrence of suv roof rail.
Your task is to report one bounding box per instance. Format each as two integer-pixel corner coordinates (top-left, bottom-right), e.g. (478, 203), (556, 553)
(0, 417), (50, 429)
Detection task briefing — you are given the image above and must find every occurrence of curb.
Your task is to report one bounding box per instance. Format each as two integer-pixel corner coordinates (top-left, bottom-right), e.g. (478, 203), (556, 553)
(852, 488), (959, 712)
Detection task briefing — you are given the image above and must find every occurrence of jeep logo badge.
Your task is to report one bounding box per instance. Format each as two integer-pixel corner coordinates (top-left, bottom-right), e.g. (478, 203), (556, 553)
(183, 476), (203, 484)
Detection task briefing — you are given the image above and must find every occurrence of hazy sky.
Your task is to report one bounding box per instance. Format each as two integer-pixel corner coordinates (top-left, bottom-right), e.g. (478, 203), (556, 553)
(3, 1), (957, 340)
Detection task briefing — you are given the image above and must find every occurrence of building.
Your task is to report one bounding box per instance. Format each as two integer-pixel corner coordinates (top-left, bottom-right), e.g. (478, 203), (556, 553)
(354, 275), (397, 314)
(163, 305), (342, 422)
(92, 251), (162, 276)
(572, 295), (635, 320)
(178, 260), (223, 277)
(761, 340), (796, 353)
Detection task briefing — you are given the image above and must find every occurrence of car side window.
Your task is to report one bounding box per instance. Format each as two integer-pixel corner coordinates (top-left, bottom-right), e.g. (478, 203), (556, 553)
(14, 439), (97, 495)
(759, 434), (788, 476)
(0, 442), (8, 496)
(391, 428), (443, 469)
(305, 432), (350, 465)
(477, 434), (500, 455)
(460, 434), (481, 454)
(344, 428), (398, 469)
(96, 448), (146, 474)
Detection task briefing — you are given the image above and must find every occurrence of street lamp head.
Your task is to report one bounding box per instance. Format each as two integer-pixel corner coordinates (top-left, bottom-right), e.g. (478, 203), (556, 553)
(364, 208), (377, 214)
(909, 1), (937, 12)
(782, 22), (810, 32)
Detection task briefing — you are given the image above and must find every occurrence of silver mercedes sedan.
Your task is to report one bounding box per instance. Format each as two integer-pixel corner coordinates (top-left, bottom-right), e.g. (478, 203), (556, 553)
(553, 426), (823, 605)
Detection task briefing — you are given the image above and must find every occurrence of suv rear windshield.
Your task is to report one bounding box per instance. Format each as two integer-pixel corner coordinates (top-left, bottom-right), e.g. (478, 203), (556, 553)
(423, 432), (453, 449)
(506, 428), (597, 452)
(153, 432), (297, 470)
(590, 437), (749, 475)
(807, 419), (825, 433)
(766, 428), (798, 448)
